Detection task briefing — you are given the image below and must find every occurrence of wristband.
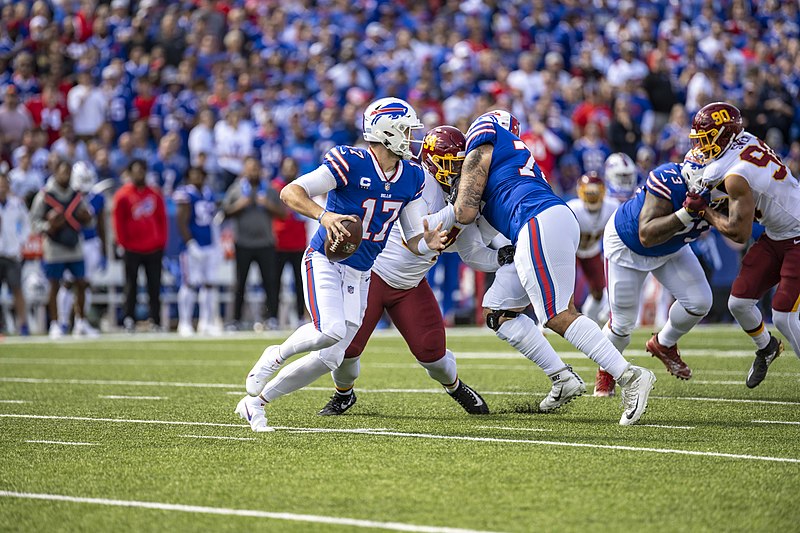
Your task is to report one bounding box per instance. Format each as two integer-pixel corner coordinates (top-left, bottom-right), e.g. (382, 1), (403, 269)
(417, 237), (431, 255)
(675, 207), (694, 227)
(317, 209), (328, 222)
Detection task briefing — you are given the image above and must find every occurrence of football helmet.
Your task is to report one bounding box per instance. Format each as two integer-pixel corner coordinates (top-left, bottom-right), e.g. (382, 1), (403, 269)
(604, 152), (637, 200)
(420, 125), (466, 194)
(473, 109), (520, 136)
(689, 102), (743, 162)
(71, 161), (97, 193)
(577, 172), (606, 211)
(362, 97), (424, 160)
(681, 148), (707, 193)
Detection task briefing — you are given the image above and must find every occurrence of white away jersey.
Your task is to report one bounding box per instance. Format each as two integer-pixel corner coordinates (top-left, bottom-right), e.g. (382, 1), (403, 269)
(566, 196), (618, 258)
(702, 132), (800, 240)
(372, 172), (500, 290)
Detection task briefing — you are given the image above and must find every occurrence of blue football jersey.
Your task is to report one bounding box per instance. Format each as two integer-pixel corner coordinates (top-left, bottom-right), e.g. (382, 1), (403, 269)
(173, 184), (216, 247)
(465, 118), (565, 243)
(614, 162), (710, 257)
(81, 192), (105, 240)
(308, 146), (425, 271)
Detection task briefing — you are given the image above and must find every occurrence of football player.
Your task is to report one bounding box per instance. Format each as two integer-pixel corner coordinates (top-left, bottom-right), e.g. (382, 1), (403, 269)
(237, 97), (448, 431)
(439, 109), (656, 425)
(566, 172), (618, 325)
(317, 126), (509, 416)
(174, 166), (221, 336)
(595, 153), (713, 396)
(604, 152), (640, 202)
(687, 102), (800, 387)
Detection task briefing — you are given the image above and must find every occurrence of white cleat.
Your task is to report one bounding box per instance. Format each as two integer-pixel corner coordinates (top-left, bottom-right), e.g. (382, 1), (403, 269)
(245, 345), (283, 396)
(618, 365), (656, 426)
(199, 321), (222, 337)
(234, 396), (274, 432)
(539, 365), (586, 413)
(73, 318), (100, 339)
(49, 321), (63, 340)
(178, 322), (195, 337)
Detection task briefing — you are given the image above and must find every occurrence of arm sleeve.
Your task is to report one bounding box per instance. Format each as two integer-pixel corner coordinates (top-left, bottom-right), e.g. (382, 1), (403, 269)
(453, 223), (501, 272)
(422, 204), (456, 232)
(172, 187), (190, 204)
(645, 171), (673, 201)
(293, 164), (337, 197)
(465, 120), (498, 152)
(322, 147), (352, 188)
(398, 196), (428, 240)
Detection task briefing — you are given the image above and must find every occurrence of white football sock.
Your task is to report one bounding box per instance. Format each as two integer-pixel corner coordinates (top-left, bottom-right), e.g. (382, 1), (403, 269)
(496, 314), (566, 376)
(564, 315), (630, 380)
(729, 296), (771, 350)
(332, 356), (360, 392)
(84, 288), (92, 316)
(657, 301), (705, 348)
(602, 323), (631, 354)
(198, 286), (217, 327)
(772, 310), (800, 357)
(260, 353), (331, 402)
(278, 323), (340, 361)
(57, 286), (73, 326)
(581, 295), (605, 326)
(177, 285), (196, 326)
(419, 349), (459, 390)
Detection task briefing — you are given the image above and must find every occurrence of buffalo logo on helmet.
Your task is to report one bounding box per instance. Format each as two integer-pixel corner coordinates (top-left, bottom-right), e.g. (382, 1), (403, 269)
(577, 172), (606, 211)
(369, 102), (410, 125)
(420, 125), (466, 194)
(477, 109), (521, 137)
(689, 102), (744, 162)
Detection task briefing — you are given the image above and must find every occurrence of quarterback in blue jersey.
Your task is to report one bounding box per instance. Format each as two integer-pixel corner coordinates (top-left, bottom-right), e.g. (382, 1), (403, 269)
(174, 167), (221, 337)
(449, 109), (656, 426)
(601, 155), (712, 387)
(238, 97), (448, 431)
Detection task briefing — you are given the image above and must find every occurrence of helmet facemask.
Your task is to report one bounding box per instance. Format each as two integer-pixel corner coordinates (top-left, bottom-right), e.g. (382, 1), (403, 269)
(427, 151), (465, 193)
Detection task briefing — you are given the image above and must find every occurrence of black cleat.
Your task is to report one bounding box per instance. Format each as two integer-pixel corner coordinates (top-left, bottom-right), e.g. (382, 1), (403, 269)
(448, 381), (490, 414)
(747, 335), (783, 389)
(318, 391), (357, 416)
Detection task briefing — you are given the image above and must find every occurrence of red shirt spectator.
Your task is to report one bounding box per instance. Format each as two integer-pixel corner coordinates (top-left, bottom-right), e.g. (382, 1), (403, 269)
(113, 168), (168, 254)
(26, 85), (69, 146)
(271, 176), (307, 252)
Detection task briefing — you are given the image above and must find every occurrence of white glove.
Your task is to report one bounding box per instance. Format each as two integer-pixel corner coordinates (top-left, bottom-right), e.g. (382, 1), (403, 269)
(187, 239), (203, 260)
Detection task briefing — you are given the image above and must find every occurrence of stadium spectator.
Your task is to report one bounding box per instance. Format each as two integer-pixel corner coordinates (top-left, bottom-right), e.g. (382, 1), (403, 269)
(222, 156), (284, 330)
(51, 121), (89, 164)
(8, 150), (43, 206)
(609, 97), (642, 160)
(0, 173), (31, 335)
(113, 159), (168, 333)
(214, 101), (255, 191)
(29, 159), (94, 338)
(0, 86), (33, 157)
(67, 68), (108, 139)
(25, 84), (69, 146)
(270, 157), (307, 326)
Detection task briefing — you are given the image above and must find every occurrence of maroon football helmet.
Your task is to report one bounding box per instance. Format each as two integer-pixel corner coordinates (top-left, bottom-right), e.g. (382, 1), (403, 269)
(577, 172), (606, 211)
(689, 102), (743, 161)
(420, 125), (466, 193)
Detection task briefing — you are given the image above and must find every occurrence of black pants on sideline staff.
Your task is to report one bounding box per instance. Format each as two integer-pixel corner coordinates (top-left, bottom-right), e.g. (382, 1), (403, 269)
(123, 249), (163, 326)
(234, 244), (277, 322)
(273, 250), (305, 320)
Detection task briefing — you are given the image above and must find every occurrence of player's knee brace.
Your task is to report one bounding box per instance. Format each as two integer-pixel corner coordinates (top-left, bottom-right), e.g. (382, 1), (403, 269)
(485, 309), (521, 331)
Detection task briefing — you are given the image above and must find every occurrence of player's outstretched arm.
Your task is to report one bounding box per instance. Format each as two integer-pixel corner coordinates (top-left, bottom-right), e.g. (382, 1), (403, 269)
(454, 222), (505, 272)
(702, 174), (754, 244)
(638, 191), (690, 247)
(400, 197), (448, 255)
(454, 144), (492, 225)
(281, 166), (357, 242)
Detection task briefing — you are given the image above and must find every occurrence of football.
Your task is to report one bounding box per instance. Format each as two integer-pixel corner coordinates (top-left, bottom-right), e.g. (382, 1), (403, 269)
(324, 216), (363, 262)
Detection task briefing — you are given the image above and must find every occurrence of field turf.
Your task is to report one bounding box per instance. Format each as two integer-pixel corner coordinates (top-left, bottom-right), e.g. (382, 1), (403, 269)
(0, 325), (799, 532)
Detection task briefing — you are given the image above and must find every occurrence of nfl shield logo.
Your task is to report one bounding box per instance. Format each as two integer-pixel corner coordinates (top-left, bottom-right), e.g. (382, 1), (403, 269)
(347, 285), (354, 294)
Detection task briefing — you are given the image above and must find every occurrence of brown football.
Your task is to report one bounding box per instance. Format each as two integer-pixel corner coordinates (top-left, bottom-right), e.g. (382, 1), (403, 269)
(324, 216), (363, 262)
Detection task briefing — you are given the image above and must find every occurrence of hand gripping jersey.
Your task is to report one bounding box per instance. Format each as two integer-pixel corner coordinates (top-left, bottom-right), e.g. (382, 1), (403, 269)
(566, 196), (618, 258)
(465, 118), (565, 243)
(372, 171), (500, 290)
(81, 191), (105, 241)
(308, 146), (426, 272)
(614, 162), (710, 257)
(701, 132), (800, 240)
(173, 183), (217, 247)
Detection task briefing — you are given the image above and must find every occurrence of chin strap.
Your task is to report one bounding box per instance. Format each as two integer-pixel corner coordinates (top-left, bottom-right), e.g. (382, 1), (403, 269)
(486, 309), (520, 331)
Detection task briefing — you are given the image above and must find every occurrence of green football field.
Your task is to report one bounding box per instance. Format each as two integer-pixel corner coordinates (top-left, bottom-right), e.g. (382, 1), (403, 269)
(0, 326), (799, 532)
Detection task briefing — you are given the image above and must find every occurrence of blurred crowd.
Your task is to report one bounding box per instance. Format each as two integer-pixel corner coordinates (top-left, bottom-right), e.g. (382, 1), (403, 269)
(0, 0), (797, 334)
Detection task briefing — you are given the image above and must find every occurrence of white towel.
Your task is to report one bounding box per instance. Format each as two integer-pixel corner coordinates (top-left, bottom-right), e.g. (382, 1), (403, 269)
(342, 266), (363, 326)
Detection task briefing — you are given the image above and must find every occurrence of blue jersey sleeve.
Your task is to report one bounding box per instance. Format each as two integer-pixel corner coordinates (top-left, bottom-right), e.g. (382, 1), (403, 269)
(322, 146), (357, 188)
(465, 120), (498, 152)
(644, 171), (673, 201)
(645, 163), (685, 203)
(407, 161), (425, 200)
(172, 186), (191, 204)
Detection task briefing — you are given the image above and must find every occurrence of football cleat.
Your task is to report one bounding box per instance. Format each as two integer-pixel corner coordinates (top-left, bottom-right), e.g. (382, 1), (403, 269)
(318, 391), (357, 416)
(618, 365), (656, 426)
(646, 334), (692, 380)
(72, 318), (99, 339)
(746, 335), (783, 389)
(448, 381), (490, 414)
(177, 322), (194, 337)
(234, 396), (274, 432)
(593, 369), (616, 397)
(246, 345), (283, 397)
(540, 365), (586, 412)
(48, 321), (63, 340)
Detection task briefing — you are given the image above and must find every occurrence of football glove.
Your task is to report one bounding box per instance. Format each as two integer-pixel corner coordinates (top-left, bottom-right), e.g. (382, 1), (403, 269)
(682, 191), (708, 218)
(497, 245), (515, 266)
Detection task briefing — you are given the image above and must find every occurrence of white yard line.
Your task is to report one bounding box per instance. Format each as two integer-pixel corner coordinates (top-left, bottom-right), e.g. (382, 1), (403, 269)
(0, 491), (495, 533)
(179, 434), (256, 441)
(476, 426), (551, 432)
(0, 400), (27, 404)
(25, 440), (97, 446)
(752, 420), (800, 426)
(635, 424), (696, 430)
(654, 395), (800, 406)
(2, 413), (798, 464)
(99, 395), (167, 401)
(0, 377), (241, 389)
